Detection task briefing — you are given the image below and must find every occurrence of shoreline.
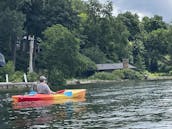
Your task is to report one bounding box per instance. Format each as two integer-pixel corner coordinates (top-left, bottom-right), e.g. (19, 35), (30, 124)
(66, 76), (172, 85)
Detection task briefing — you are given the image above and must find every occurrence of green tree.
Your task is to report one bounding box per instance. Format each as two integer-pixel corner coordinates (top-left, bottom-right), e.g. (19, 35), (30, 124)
(144, 29), (168, 71)
(117, 12), (141, 41)
(131, 40), (146, 70)
(0, 4), (25, 69)
(142, 15), (167, 33)
(39, 24), (96, 82)
(80, 0), (130, 62)
(20, 0), (79, 37)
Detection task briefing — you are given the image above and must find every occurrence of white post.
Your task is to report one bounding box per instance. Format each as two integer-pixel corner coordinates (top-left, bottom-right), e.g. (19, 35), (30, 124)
(28, 35), (34, 73)
(5, 74), (9, 83)
(24, 73), (28, 83)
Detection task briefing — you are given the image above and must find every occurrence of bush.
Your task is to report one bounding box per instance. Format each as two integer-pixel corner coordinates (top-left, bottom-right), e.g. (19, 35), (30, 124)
(10, 71), (24, 82)
(89, 72), (116, 80)
(89, 69), (144, 80)
(122, 69), (143, 80)
(0, 61), (15, 81)
(27, 72), (39, 82)
(48, 67), (66, 89)
(112, 70), (125, 80)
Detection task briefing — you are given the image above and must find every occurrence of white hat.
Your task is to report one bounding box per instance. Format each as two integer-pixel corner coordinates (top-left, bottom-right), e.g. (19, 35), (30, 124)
(39, 76), (47, 81)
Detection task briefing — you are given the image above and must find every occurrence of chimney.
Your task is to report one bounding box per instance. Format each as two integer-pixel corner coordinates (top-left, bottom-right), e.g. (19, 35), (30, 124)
(122, 59), (129, 68)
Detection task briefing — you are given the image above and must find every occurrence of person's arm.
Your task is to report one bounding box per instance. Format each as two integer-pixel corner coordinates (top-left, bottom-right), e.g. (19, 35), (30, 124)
(45, 84), (55, 94)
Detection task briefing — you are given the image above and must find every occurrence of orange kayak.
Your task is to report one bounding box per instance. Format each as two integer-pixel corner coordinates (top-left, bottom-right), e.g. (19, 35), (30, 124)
(12, 89), (86, 103)
(12, 98), (86, 109)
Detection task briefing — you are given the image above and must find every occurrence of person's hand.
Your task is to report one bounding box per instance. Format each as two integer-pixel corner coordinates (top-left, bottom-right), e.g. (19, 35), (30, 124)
(51, 92), (56, 94)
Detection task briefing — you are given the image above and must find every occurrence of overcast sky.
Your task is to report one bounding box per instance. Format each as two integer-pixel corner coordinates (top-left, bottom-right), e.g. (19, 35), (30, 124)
(111, 0), (172, 22)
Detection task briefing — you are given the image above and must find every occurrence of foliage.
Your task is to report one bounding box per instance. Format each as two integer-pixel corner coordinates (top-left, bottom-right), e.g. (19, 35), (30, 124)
(89, 72), (116, 80)
(0, 7), (25, 67)
(20, 0), (79, 37)
(2, 61), (15, 75)
(75, 53), (97, 76)
(40, 24), (96, 80)
(144, 29), (169, 72)
(112, 70), (125, 79)
(0, 61), (15, 81)
(1, 0), (172, 82)
(89, 69), (143, 80)
(81, 46), (107, 64)
(48, 67), (66, 89)
(122, 69), (143, 80)
(142, 15), (167, 33)
(117, 11), (141, 41)
(27, 72), (39, 82)
(10, 71), (24, 82)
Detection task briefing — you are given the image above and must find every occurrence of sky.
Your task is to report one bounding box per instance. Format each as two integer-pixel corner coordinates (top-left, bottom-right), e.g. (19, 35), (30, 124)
(111, 0), (172, 22)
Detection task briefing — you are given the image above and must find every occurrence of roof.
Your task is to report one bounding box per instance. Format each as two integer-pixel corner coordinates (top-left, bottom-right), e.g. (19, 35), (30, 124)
(96, 63), (136, 71)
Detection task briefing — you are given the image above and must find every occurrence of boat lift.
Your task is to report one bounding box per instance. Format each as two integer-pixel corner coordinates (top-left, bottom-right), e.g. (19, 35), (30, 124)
(0, 52), (5, 67)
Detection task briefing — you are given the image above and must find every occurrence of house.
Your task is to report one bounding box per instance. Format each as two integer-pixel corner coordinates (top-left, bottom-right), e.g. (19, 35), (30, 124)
(96, 59), (136, 72)
(0, 53), (5, 67)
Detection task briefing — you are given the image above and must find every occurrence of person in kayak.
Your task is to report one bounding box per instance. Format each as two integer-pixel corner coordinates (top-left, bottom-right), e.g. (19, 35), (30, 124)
(37, 76), (55, 94)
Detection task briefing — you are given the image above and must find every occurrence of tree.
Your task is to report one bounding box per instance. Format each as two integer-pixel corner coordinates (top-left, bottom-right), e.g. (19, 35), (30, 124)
(0, 5), (25, 69)
(142, 15), (167, 33)
(39, 24), (96, 80)
(79, 0), (130, 62)
(131, 40), (146, 70)
(144, 29), (168, 71)
(117, 12), (141, 41)
(20, 0), (79, 37)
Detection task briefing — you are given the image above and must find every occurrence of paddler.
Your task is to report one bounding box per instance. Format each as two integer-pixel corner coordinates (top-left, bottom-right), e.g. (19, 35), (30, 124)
(37, 76), (55, 94)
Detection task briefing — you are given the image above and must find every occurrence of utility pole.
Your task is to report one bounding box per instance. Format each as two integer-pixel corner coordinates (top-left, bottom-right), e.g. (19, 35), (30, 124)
(28, 35), (34, 73)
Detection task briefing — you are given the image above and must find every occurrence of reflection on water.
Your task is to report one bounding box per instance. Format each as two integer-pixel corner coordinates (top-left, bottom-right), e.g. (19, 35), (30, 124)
(2, 80), (172, 128)
(11, 102), (86, 129)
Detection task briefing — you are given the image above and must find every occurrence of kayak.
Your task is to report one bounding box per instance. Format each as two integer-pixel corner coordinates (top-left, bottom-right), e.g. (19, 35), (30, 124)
(12, 89), (86, 103)
(13, 98), (86, 109)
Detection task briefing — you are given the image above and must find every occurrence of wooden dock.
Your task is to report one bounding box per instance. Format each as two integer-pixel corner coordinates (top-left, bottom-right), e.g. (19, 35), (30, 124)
(0, 82), (37, 89)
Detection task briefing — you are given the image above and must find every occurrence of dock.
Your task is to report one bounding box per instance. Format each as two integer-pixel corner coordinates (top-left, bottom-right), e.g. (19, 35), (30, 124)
(0, 82), (37, 89)
(0, 73), (38, 89)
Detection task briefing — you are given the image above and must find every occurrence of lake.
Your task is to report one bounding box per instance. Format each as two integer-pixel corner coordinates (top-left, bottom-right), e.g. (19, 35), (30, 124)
(1, 80), (172, 129)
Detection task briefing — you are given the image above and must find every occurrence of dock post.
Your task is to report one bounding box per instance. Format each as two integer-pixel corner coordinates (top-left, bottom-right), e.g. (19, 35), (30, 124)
(24, 73), (28, 83)
(5, 74), (9, 83)
(5, 74), (9, 89)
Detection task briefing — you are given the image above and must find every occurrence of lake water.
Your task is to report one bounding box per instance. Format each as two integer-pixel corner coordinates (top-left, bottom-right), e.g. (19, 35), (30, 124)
(1, 80), (172, 129)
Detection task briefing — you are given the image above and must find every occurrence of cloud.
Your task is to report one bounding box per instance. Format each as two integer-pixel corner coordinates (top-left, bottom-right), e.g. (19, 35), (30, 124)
(112, 0), (172, 22)
(82, 0), (172, 22)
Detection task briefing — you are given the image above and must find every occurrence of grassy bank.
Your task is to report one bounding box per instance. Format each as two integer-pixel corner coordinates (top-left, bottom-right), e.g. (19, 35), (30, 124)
(67, 70), (172, 85)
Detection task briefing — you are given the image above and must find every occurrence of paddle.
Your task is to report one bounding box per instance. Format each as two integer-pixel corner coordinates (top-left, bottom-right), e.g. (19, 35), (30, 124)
(56, 90), (65, 94)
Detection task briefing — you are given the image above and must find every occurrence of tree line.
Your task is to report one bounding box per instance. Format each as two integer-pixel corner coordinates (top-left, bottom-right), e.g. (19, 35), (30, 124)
(1, 0), (172, 84)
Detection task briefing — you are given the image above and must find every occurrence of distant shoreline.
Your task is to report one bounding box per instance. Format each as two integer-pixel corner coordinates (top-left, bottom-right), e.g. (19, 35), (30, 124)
(66, 76), (172, 85)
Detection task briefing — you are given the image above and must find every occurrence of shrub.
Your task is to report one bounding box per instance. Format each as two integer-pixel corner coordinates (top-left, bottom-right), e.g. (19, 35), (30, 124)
(89, 72), (116, 80)
(122, 69), (143, 80)
(10, 71), (24, 82)
(48, 67), (66, 89)
(89, 69), (144, 80)
(112, 70), (125, 80)
(27, 72), (39, 82)
(0, 61), (15, 81)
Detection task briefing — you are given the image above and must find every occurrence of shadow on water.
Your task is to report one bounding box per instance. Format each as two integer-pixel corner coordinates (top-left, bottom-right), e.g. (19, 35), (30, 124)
(1, 80), (172, 128)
